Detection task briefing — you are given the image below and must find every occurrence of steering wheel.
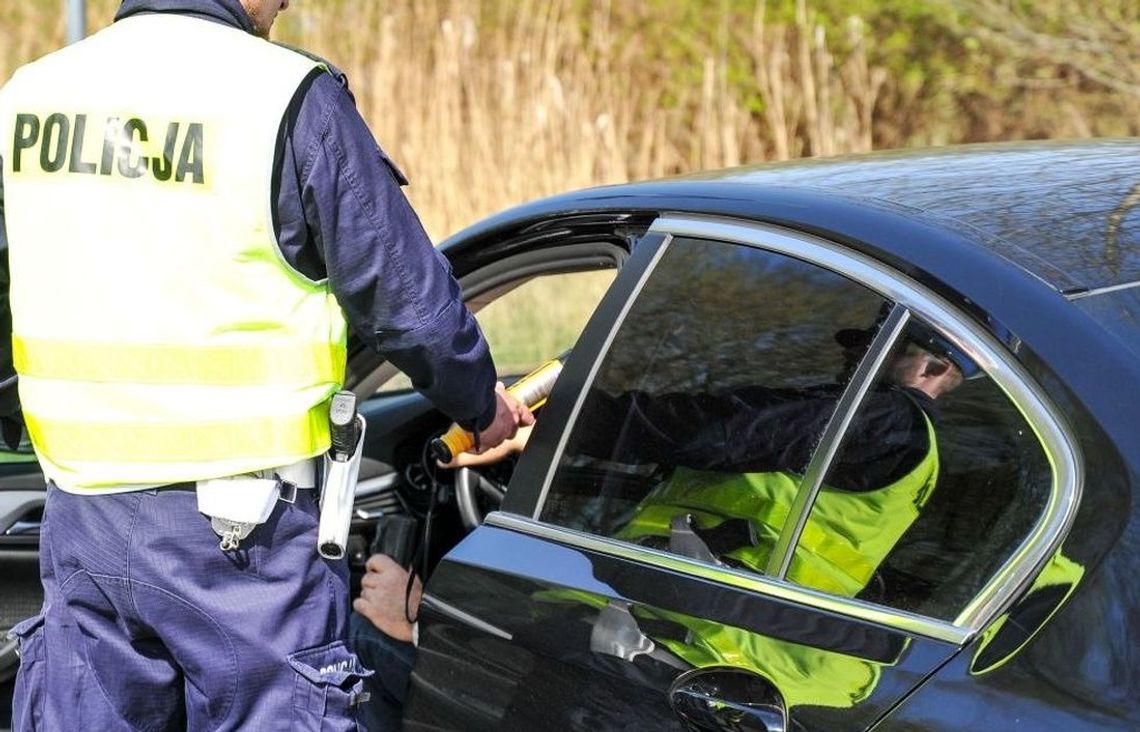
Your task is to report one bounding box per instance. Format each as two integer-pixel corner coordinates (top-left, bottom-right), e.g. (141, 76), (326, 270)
(455, 466), (508, 531)
(449, 355), (563, 531)
(452, 406), (544, 531)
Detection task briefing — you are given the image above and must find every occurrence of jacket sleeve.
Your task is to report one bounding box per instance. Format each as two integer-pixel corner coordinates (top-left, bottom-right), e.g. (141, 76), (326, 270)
(285, 73), (497, 430)
(571, 385), (931, 490)
(575, 387), (832, 473)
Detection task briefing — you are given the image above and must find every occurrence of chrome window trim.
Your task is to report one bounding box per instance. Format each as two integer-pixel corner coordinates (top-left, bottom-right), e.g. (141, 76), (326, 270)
(1066, 279), (1140, 300)
(768, 304), (911, 578)
(485, 511), (967, 644)
(529, 214), (1081, 640)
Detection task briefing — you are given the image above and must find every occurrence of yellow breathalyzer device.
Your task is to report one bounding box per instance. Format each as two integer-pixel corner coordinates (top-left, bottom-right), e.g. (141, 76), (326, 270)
(430, 357), (563, 463)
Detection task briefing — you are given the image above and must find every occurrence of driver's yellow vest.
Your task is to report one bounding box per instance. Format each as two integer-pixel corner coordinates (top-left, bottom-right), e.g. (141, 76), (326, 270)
(619, 412), (938, 596)
(0, 15), (347, 488)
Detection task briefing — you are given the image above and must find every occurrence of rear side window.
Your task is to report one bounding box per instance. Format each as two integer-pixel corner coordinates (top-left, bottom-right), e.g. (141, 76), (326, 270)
(786, 328), (1051, 620)
(539, 236), (1054, 624)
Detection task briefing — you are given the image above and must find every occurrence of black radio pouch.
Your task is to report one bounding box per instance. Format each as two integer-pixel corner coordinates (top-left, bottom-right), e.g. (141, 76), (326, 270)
(370, 515), (419, 569)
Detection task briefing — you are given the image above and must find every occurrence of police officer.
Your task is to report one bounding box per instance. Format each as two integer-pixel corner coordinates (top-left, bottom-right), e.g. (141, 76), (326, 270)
(0, 0), (531, 729)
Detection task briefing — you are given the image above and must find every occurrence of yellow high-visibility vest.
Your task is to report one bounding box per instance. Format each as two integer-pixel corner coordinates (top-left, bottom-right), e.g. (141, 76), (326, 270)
(0, 14), (347, 488)
(620, 410), (939, 597)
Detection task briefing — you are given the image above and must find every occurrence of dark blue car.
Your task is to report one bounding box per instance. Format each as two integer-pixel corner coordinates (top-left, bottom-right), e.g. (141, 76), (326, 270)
(4, 140), (1139, 730)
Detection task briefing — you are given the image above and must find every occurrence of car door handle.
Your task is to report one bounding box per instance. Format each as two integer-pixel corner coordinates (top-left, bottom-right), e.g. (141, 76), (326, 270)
(669, 666), (787, 732)
(4, 519), (40, 536)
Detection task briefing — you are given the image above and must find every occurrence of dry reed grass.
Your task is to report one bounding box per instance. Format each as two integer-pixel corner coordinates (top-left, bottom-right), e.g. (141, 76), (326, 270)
(0, 0), (914, 240)
(1, 0), (1135, 243)
(3, 1), (1135, 371)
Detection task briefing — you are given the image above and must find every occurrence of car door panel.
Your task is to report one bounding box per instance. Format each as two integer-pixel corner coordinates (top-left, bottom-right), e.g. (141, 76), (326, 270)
(874, 544), (1140, 730)
(873, 651), (1127, 731)
(405, 523), (959, 731)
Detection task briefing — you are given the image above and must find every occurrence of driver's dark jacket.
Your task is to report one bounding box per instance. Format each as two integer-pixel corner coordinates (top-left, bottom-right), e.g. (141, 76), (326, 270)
(575, 382), (938, 492)
(0, 0), (498, 445)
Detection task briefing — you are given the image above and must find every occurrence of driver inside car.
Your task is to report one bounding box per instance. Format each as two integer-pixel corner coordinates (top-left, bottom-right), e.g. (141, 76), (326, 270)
(597, 325), (968, 598)
(350, 321), (974, 726)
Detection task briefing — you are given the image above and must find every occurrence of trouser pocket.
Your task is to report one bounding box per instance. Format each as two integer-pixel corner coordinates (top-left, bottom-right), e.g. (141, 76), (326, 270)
(9, 614), (46, 732)
(288, 640), (373, 731)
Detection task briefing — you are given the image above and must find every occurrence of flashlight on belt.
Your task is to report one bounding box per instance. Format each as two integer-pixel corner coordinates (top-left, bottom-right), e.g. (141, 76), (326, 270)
(317, 390), (366, 559)
(430, 357), (563, 463)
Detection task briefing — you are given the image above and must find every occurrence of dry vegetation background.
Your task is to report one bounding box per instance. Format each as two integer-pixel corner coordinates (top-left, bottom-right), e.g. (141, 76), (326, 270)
(1, 0), (1136, 374)
(1, 0), (1137, 242)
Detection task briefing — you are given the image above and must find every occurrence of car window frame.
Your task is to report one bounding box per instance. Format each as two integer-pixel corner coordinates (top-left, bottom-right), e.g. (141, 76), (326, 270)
(493, 214), (1082, 645)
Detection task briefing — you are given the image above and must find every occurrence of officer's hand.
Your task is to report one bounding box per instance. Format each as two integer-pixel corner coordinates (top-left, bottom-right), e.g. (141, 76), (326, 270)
(475, 382), (535, 452)
(354, 554), (422, 643)
(440, 424), (533, 469)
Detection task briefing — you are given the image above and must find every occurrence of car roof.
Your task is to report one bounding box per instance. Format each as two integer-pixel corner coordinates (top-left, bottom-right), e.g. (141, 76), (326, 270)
(445, 140), (1140, 295)
(691, 139), (1140, 294)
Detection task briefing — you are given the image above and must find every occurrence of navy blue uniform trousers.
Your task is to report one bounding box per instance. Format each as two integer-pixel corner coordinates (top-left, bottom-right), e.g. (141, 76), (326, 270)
(11, 484), (370, 730)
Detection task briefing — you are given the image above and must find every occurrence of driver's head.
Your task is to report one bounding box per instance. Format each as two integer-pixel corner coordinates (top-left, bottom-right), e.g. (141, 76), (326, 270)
(834, 318), (977, 399)
(886, 342), (963, 398)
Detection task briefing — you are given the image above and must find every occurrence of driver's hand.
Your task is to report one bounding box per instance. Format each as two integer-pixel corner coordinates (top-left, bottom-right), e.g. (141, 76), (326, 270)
(441, 424), (533, 469)
(354, 554), (422, 643)
(474, 382), (535, 453)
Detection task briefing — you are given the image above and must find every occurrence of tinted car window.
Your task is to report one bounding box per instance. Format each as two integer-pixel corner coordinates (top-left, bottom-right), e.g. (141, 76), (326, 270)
(540, 238), (889, 571)
(540, 236), (1054, 626)
(788, 324), (1052, 621)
